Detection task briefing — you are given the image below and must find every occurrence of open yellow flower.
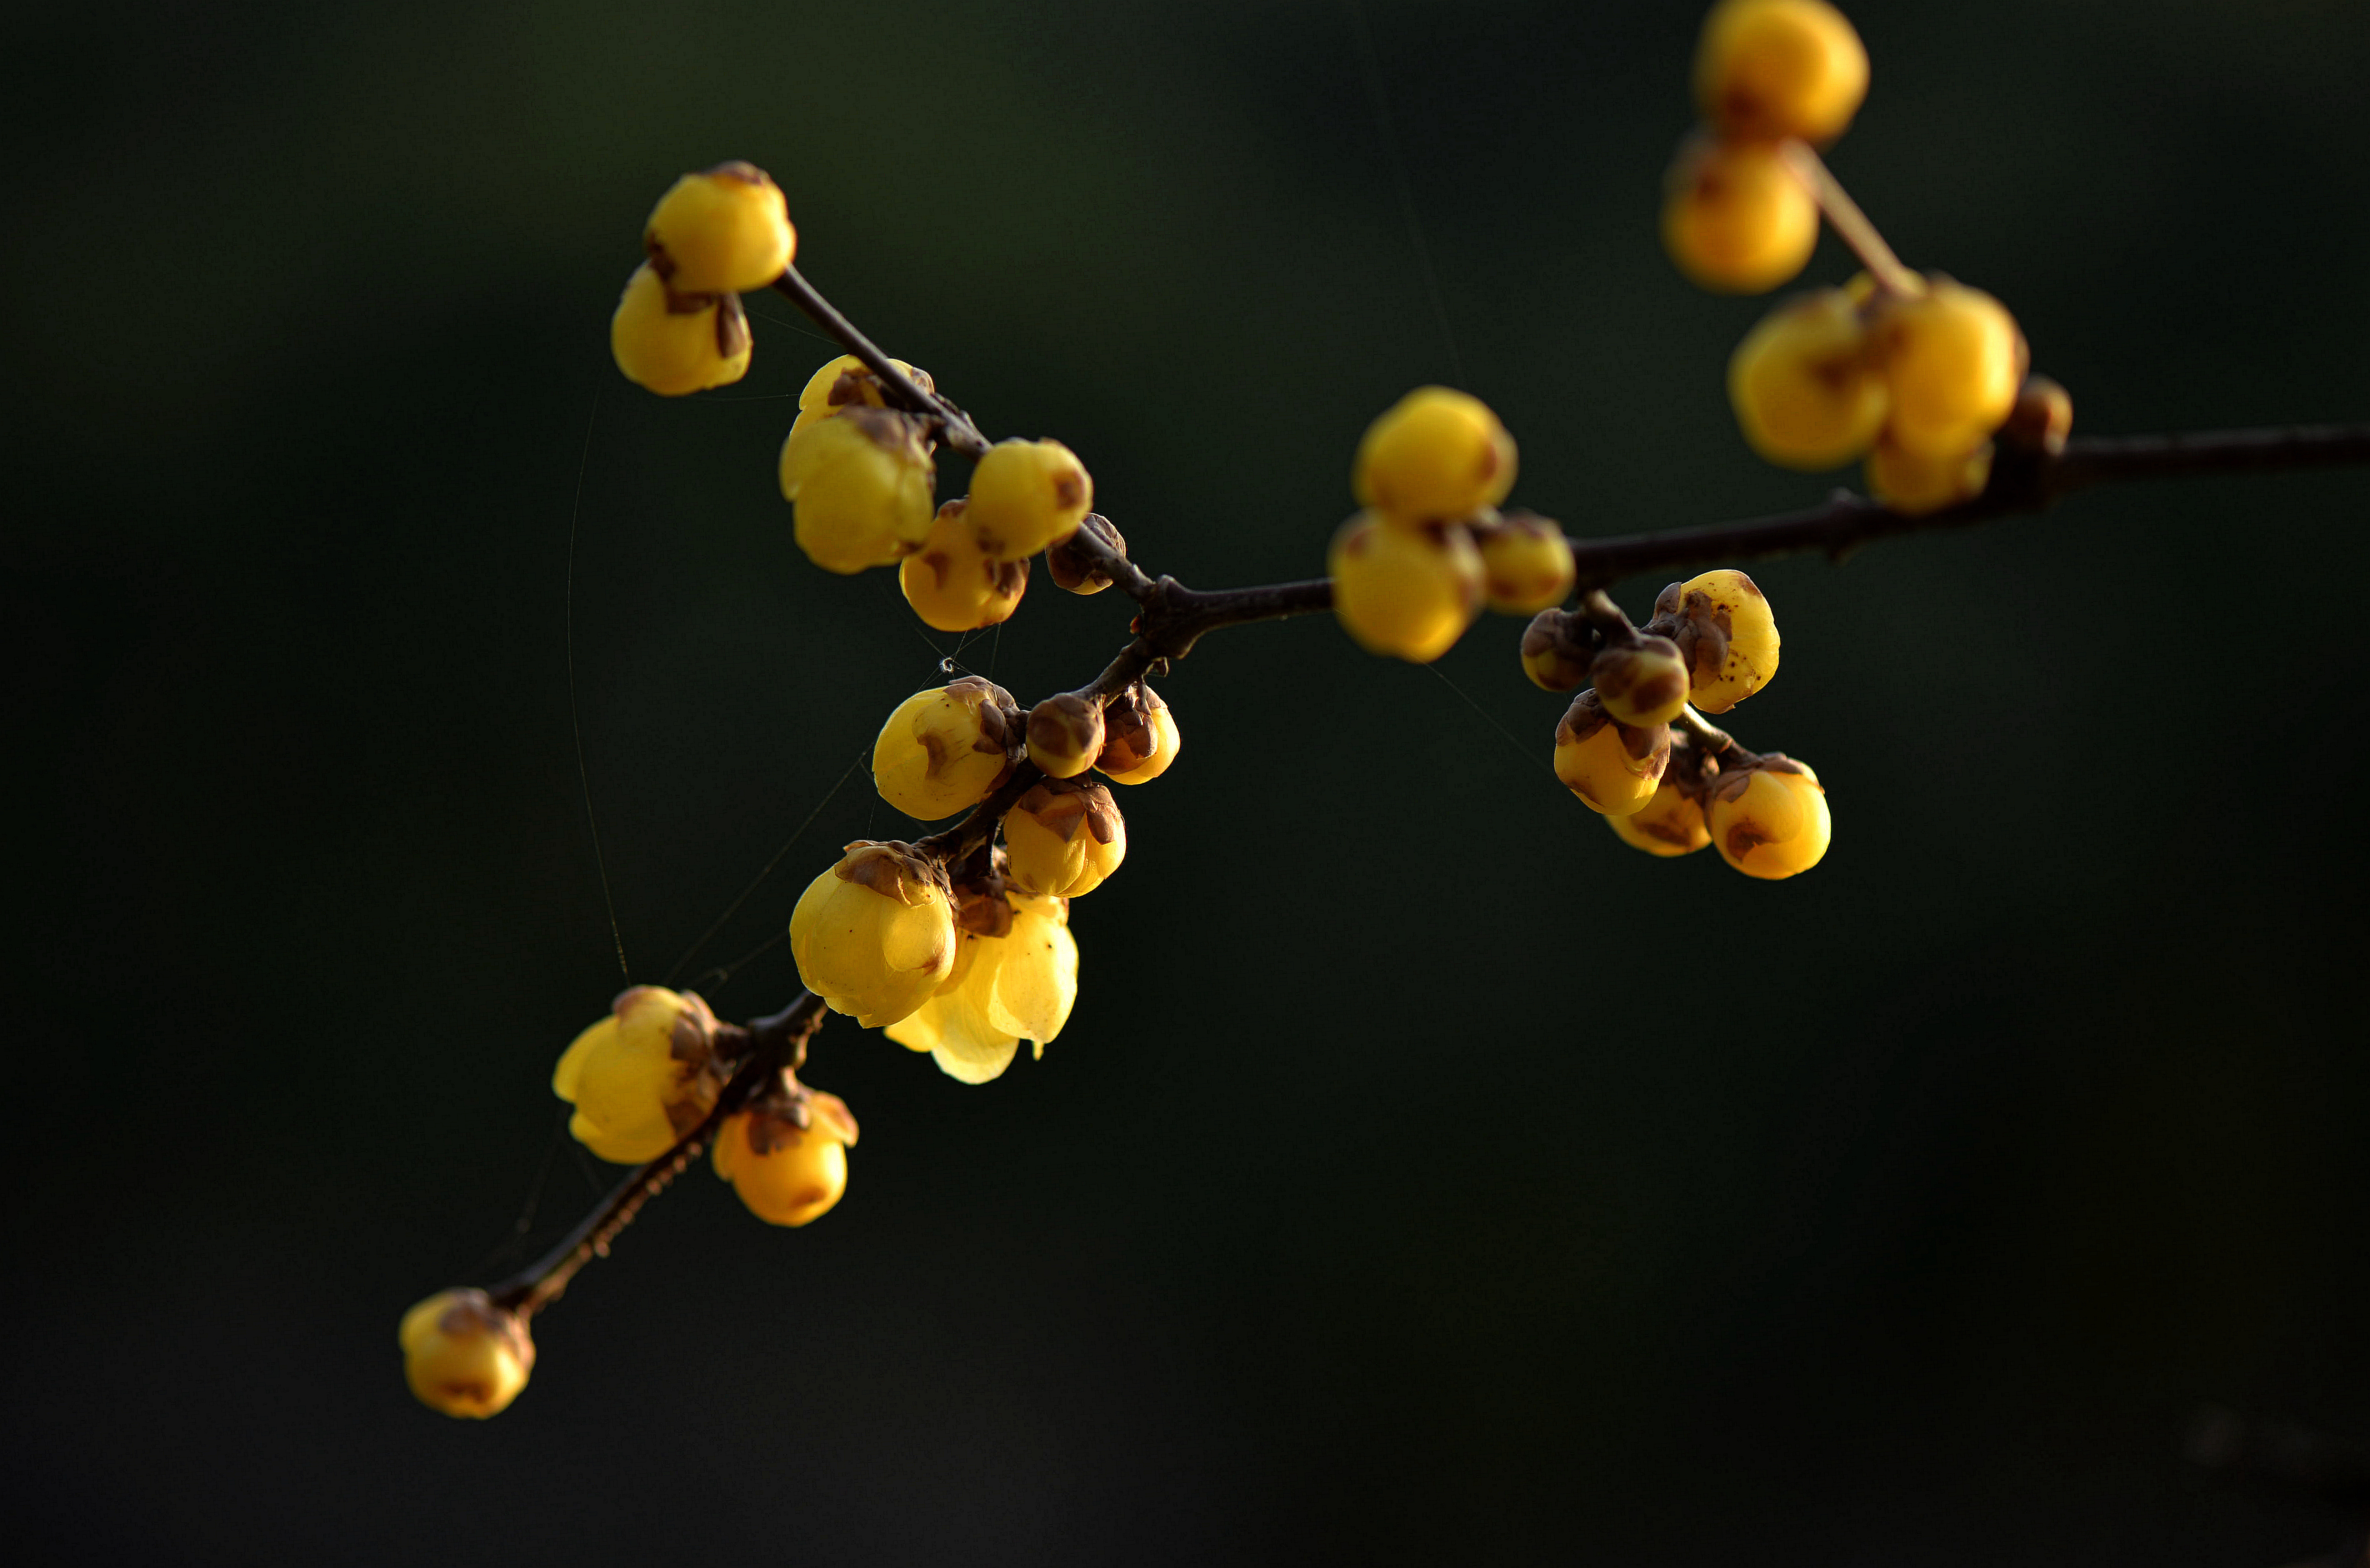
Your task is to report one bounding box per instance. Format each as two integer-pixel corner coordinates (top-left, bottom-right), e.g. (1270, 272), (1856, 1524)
(886, 893), (1077, 1084)
(551, 986), (726, 1164)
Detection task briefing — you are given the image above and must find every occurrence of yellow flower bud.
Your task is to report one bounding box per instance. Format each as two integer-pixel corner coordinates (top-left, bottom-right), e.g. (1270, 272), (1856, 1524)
(1662, 135), (1819, 295)
(1553, 690), (1671, 816)
(1707, 757), (1831, 879)
(1729, 288), (1888, 470)
(551, 986), (727, 1164)
(778, 406), (938, 575)
(901, 499), (1030, 632)
(1045, 512), (1126, 594)
(1654, 569), (1780, 714)
(871, 677), (1022, 822)
(1520, 609), (1594, 692)
(1475, 510), (1576, 614)
(1025, 692), (1105, 779)
(610, 264), (751, 397)
(1095, 682), (1180, 785)
(885, 893), (1076, 1083)
(1865, 437), (1992, 516)
(1590, 636), (1691, 727)
(1608, 779), (1712, 858)
(400, 1288), (534, 1420)
(1872, 280), (2026, 459)
(642, 161), (795, 294)
(1003, 777), (1126, 898)
(1694, 0), (1868, 146)
(790, 841), (957, 1028)
(713, 1092), (858, 1227)
(789, 353), (934, 438)
(964, 439), (1093, 561)
(1352, 387), (1516, 523)
(1328, 513), (1484, 664)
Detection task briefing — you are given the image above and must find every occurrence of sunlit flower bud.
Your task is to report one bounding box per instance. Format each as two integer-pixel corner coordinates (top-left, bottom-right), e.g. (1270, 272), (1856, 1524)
(1003, 777), (1126, 898)
(1553, 689), (1671, 816)
(1865, 437), (1991, 516)
(778, 406), (938, 575)
(1353, 387), (1517, 523)
(790, 841), (957, 1027)
(1653, 569), (1780, 713)
(965, 439), (1093, 561)
(1026, 692), (1105, 779)
(871, 677), (1022, 821)
(713, 1090), (858, 1227)
(1475, 510), (1576, 613)
(1590, 636), (1691, 727)
(610, 264), (751, 397)
(1695, 0), (1868, 146)
(642, 160), (796, 294)
(1608, 779), (1712, 858)
(1729, 288), (1888, 470)
(885, 892), (1076, 1083)
(1662, 134), (1819, 295)
(901, 499), (1030, 631)
(400, 1288), (534, 1419)
(1520, 609), (1597, 692)
(551, 986), (727, 1163)
(1095, 682), (1180, 785)
(790, 352), (934, 438)
(1707, 755), (1830, 879)
(1329, 513), (1485, 664)
(1872, 279), (2026, 459)
(2000, 375), (2073, 456)
(1045, 512), (1126, 594)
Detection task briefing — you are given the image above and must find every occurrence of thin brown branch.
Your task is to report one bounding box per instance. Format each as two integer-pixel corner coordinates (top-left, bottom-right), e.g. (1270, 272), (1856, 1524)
(487, 990), (827, 1318)
(769, 267), (992, 458)
(1778, 140), (1921, 297)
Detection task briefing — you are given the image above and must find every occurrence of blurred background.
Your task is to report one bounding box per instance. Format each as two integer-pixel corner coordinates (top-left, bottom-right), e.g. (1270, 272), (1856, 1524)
(7, 0), (2370, 1561)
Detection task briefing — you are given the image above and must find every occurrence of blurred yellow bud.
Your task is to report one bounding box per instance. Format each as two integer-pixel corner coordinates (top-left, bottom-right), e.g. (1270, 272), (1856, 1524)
(1045, 512), (1126, 594)
(1353, 387), (1517, 523)
(1328, 513), (1484, 664)
(643, 161), (795, 295)
(965, 439), (1093, 561)
(901, 499), (1030, 632)
(551, 986), (727, 1164)
(790, 353), (934, 438)
(1662, 135), (1819, 295)
(713, 1091), (858, 1227)
(1590, 636), (1691, 727)
(1654, 569), (1780, 714)
(1865, 437), (1992, 515)
(1729, 288), (1888, 470)
(1608, 779), (1712, 857)
(1695, 0), (1868, 146)
(610, 264), (751, 397)
(885, 893), (1076, 1083)
(871, 677), (1022, 822)
(790, 841), (957, 1028)
(1026, 692), (1106, 779)
(1003, 777), (1126, 898)
(1095, 682), (1180, 785)
(1873, 280), (2026, 459)
(400, 1288), (534, 1420)
(1520, 609), (1595, 692)
(1707, 756), (1831, 879)
(1553, 689), (1671, 816)
(1475, 510), (1576, 614)
(778, 406), (938, 575)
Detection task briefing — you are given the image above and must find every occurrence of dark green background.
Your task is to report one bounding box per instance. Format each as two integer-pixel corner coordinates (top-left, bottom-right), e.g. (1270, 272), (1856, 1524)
(8, 0), (2369, 1561)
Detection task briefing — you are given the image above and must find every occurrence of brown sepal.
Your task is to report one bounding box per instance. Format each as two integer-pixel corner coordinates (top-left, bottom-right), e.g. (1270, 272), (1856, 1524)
(835, 840), (950, 905)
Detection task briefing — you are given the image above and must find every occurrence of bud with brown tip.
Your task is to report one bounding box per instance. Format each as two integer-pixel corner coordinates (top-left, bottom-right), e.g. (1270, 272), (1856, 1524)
(1520, 609), (1596, 692)
(1026, 692), (1106, 779)
(1046, 513), (1127, 595)
(1589, 635), (1690, 727)
(1003, 777), (1127, 898)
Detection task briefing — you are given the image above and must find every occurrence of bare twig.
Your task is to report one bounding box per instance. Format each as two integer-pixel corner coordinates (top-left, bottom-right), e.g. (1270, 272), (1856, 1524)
(1777, 140), (1922, 297)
